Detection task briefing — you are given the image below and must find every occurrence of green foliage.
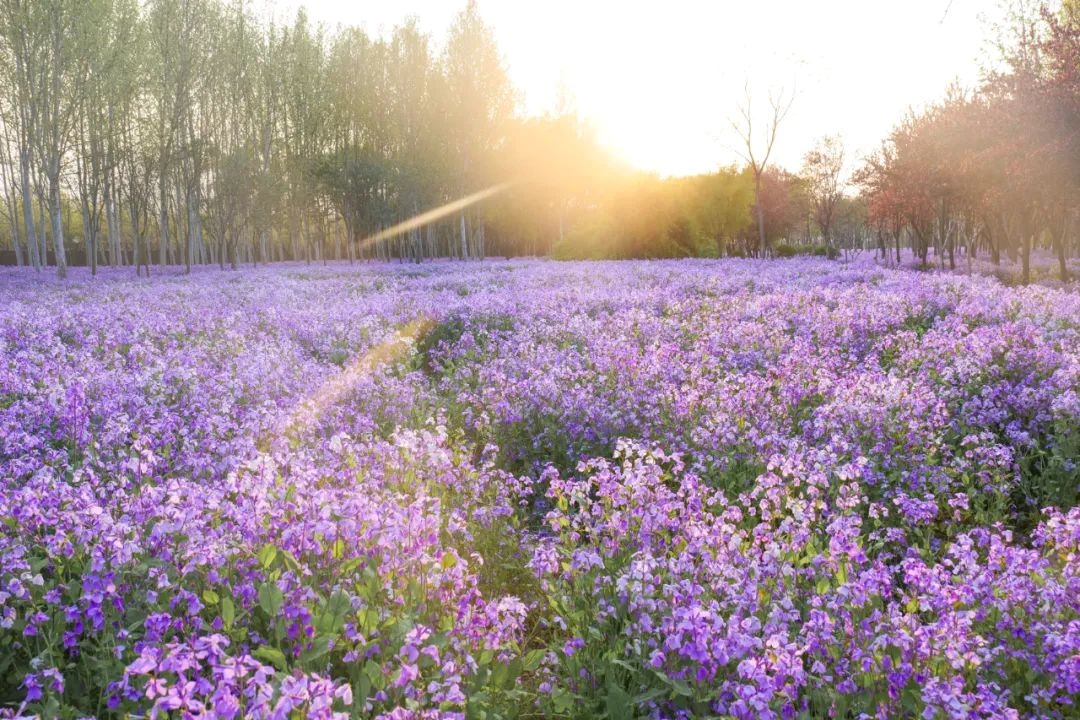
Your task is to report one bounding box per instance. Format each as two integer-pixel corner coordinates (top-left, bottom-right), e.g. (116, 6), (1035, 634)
(554, 169), (757, 260)
(773, 242), (839, 259)
(414, 313), (516, 376)
(1016, 420), (1080, 530)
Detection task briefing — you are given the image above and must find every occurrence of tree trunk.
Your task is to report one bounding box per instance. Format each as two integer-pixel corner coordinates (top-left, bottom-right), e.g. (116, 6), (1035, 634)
(1021, 232), (1031, 285)
(302, 212), (311, 263)
(81, 203), (96, 276)
(48, 156), (67, 279)
(754, 177), (767, 257)
(104, 173), (121, 267)
(38, 201), (48, 267)
(1054, 215), (1070, 283)
(158, 172), (168, 267)
(7, 206), (22, 267)
(130, 199), (144, 277)
(185, 180), (198, 273)
(334, 217), (341, 261)
(459, 211), (468, 259)
(186, 192), (195, 273)
(19, 149), (39, 270)
(0, 158), (22, 267)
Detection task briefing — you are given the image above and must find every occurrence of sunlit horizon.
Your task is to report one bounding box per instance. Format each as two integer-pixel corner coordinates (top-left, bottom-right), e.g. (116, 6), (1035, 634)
(275, 0), (1006, 177)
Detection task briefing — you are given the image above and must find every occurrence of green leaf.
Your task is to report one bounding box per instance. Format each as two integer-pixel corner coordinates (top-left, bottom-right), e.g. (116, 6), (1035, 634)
(359, 607), (380, 633)
(522, 649), (546, 672)
(281, 550), (302, 572)
(552, 688), (575, 714)
(253, 644), (287, 670)
(490, 662), (508, 688)
(340, 557), (364, 575)
(506, 658), (523, 685)
(42, 697), (61, 719)
(331, 538), (345, 560)
(665, 675), (693, 697)
(316, 590), (352, 634)
(202, 589), (219, 605)
(355, 673), (371, 709)
(300, 635), (331, 666)
(440, 552), (458, 569)
(257, 543), (278, 569)
(257, 582), (284, 617)
(606, 682), (633, 720)
(221, 597), (235, 630)
(632, 687), (666, 704)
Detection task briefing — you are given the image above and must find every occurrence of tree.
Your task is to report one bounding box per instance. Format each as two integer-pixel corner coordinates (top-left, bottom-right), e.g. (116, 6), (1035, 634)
(443, 0), (514, 259)
(490, 111), (613, 257)
(70, 0), (137, 275)
(801, 135), (845, 248)
(30, 0), (120, 279)
(0, 0), (46, 270)
(731, 84), (793, 257)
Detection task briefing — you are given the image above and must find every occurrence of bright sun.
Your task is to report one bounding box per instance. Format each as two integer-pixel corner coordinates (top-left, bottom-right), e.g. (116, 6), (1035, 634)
(289, 0), (996, 178)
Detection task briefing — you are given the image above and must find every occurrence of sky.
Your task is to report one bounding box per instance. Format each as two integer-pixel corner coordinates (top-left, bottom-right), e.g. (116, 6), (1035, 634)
(272, 0), (1010, 178)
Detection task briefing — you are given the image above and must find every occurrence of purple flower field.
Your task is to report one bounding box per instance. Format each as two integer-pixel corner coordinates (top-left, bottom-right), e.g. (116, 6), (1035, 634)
(1, 258), (1078, 719)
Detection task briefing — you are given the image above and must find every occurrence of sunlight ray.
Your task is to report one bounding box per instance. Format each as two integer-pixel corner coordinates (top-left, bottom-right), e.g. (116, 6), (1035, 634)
(354, 182), (518, 253)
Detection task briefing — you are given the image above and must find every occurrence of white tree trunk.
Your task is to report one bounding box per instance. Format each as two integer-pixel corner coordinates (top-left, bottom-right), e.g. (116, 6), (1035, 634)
(48, 156), (67, 279)
(186, 187), (198, 271)
(1, 169), (22, 267)
(38, 202), (47, 266)
(104, 175), (121, 266)
(158, 173), (168, 266)
(19, 149), (39, 269)
(459, 211), (468, 259)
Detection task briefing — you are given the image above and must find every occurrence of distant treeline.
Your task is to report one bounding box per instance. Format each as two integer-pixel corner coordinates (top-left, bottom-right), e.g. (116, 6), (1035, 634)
(0, 0), (529, 277)
(0, 1), (1076, 279)
(857, 1), (1079, 283)
(0, 0), (859, 276)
